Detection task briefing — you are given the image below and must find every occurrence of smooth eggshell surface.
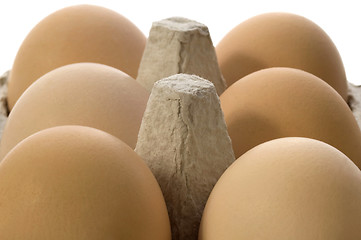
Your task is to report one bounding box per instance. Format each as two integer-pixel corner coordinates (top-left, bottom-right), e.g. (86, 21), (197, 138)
(0, 125), (171, 239)
(7, 4), (146, 110)
(220, 67), (361, 168)
(0, 62), (149, 160)
(199, 137), (361, 240)
(216, 12), (348, 100)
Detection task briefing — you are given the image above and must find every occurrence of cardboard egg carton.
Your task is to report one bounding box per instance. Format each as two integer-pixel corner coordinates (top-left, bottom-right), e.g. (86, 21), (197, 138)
(134, 74), (235, 239)
(0, 71), (9, 139)
(348, 82), (361, 129)
(1, 16), (361, 240)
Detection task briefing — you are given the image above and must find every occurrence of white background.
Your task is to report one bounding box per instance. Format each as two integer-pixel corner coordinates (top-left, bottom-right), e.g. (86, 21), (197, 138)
(1, 0), (360, 84)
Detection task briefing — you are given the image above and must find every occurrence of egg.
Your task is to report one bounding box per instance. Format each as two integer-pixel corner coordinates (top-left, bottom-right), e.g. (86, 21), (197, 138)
(0, 62), (149, 160)
(0, 125), (171, 239)
(7, 4), (146, 110)
(199, 137), (361, 239)
(216, 12), (348, 100)
(220, 67), (361, 168)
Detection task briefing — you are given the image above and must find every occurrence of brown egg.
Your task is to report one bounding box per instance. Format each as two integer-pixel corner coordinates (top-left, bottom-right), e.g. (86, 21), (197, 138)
(0, 125), (171, 239)
(220, 67), (361, 168)
(0, 62), (149, 160)
(216, 12), (348, 100)
(7, 4), (146, 110)
(199, 137), (361, 239)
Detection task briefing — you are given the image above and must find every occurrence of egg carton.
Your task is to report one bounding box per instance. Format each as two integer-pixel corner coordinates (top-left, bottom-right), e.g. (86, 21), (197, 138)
(348, 82), (361, 128)
(0, 71), (9, 138)
(2, 15), (361, 239)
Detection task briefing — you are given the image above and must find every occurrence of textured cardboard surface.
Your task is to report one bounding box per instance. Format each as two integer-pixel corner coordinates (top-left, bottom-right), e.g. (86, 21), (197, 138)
(135, 74), (235, 240)
(136, 17), (227, 96)
(348, 82), (361, 130)
(0, 71), (9, 139)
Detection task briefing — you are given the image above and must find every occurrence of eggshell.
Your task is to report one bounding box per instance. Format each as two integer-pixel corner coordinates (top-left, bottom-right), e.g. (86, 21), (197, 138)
(0, 125), (171, 239)
(216, 12), (348, 100)
(7, 4), (146, 110)
(199, 137), (361, 239)
(0, 62), (149, 160)
(220, 67), (361, 168)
